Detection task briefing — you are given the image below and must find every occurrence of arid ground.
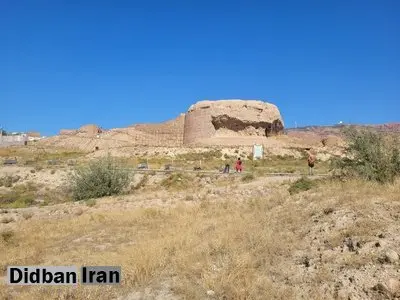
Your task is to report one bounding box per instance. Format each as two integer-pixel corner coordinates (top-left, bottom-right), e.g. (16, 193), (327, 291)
(0, 144), (399, 300)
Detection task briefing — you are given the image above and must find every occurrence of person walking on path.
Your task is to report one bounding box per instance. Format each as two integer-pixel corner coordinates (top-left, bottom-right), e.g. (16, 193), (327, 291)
(235, 157), (243, 173)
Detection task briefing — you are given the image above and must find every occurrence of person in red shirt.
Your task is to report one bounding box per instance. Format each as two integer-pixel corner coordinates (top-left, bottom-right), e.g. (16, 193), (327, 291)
(235, 157), (243, 173)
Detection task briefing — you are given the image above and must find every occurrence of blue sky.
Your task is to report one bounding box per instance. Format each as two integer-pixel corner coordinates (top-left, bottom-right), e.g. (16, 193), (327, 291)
(1, 0), (399, 136)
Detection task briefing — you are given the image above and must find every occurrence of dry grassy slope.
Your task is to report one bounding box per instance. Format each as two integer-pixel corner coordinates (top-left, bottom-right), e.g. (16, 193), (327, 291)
(1, 173), (399, 300)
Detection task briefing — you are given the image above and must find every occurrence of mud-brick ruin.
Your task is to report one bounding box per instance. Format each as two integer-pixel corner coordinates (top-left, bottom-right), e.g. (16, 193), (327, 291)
(50, 99), (284, 150)
(183, 100), (284, 145)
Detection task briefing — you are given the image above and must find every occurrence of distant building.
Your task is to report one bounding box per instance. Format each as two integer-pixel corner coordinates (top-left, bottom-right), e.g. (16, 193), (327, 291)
(0, 129), (44, 146)
(27, 131), (42, 142)
(27, 131), (41, 138)
(0, 132), (28, 147)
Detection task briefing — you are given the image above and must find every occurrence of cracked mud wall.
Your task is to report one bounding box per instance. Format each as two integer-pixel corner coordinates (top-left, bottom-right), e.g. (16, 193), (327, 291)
(183, 101), (285, 145)
(183, 106), (215, 144)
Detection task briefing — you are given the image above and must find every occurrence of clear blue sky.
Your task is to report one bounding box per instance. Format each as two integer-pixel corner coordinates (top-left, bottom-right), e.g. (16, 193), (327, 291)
(1, 0), (399, 136)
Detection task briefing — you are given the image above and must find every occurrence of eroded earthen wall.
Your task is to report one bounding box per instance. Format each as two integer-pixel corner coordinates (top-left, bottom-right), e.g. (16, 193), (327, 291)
(183, 104), (285, 145)
(183, 107), (216, 144)
(133, 115), (185, 146)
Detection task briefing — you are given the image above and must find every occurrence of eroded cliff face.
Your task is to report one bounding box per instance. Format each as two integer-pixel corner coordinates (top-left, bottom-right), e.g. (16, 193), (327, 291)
(211, 114), (284, 137)
(183, 100), (284, 144)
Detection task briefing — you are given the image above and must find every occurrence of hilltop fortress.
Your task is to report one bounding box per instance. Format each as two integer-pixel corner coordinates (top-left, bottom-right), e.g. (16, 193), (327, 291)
(183, 100), (284, 145)
(52, 99), (285, 150)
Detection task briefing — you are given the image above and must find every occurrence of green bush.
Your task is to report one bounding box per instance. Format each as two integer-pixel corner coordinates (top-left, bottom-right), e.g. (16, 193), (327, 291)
(70, 156), (131, 201)
(288, 177), (317, 195)
(0, 182), (38, 208)
(392, 147), (400, 174)
(333, 127), (400, 183)
(86, 199), (97, 207)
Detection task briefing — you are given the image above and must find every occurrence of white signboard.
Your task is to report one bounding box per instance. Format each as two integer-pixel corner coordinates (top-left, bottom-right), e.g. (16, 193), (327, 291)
(253, 144), (263, 160)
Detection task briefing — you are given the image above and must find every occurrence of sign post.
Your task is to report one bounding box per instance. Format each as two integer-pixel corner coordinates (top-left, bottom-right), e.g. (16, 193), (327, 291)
(253, 144), (263, 160)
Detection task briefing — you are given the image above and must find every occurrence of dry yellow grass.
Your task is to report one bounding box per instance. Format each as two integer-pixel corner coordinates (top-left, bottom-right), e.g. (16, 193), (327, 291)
(1, 176), (399, 299)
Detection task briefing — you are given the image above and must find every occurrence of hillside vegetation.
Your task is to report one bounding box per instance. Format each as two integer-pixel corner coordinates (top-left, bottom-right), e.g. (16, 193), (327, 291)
(0, 128), (399, 299)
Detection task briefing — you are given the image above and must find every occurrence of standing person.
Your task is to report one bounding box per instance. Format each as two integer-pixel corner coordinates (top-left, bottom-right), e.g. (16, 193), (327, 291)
(307, 149), (316, 175)
(235, 157), (243, 173)
(223, 163), (230, 173)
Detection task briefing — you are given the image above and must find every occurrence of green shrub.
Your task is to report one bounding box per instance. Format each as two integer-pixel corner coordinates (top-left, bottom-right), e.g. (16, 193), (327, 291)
(70, 155), (131, 201)
(392, 147), (400, 174)
(0, 182), (38, 208)
(9, 194), (35, 208)
(288, 177), (317, 195)
(333, 128), (400, 183)
(86, 199), (97, 207)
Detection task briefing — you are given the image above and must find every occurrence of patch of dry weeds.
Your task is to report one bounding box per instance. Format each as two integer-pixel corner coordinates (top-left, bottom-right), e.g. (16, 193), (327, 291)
(0, 178), (399, 299)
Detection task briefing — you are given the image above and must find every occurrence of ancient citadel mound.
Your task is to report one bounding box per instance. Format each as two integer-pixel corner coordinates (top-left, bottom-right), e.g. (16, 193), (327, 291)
(183, 100), (284, 145)
(40, 99), (290, 151)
